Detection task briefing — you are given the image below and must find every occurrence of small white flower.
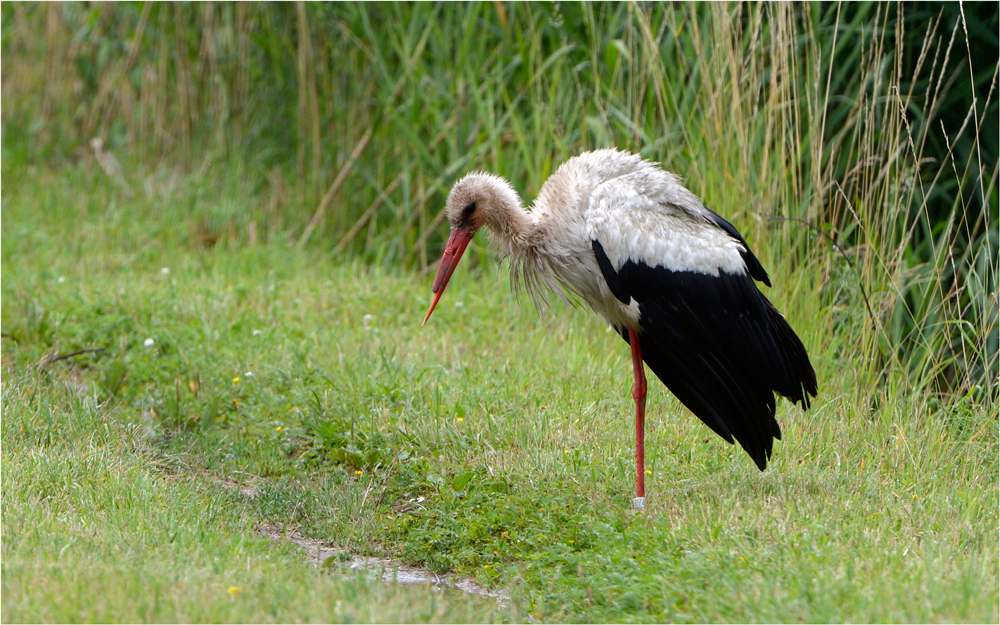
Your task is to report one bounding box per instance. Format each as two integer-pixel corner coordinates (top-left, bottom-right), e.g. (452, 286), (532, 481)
(252, 329), (262, 336)
(454, 301), (465, 308)
(144, 338), (155, 348)
(57, 276), (66, 284)
(362, 314), (374, 328)
(244, 371), (254, 378)
(161, 267), (170, 275)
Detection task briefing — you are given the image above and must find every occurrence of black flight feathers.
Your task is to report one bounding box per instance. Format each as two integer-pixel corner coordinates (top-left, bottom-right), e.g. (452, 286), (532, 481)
(593, 238), (631, 305)
(592, 235), (817, 471)
(707, 211), (771, 287)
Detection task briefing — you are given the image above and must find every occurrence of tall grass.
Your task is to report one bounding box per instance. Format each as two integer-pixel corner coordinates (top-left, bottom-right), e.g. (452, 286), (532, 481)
(2, 2), (996, 405)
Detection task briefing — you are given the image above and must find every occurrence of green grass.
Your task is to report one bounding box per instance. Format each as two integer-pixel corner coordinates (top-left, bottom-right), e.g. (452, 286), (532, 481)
(3, 163), (996, 622)
(2, 382), (503, 623)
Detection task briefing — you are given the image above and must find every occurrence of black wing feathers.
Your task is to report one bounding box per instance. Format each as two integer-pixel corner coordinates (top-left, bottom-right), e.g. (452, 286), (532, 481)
(593, 233), (817, 471)
(592, 240), (630, 305)
(707, 210), (771, 287)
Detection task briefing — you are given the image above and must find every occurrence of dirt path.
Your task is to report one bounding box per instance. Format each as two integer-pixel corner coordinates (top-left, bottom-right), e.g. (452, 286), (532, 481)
(211, 474), (510, 606)
(256, 522), (509, 605)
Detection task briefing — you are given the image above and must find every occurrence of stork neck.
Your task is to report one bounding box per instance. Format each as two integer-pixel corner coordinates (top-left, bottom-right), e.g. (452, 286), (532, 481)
(486, 201), (538, 259)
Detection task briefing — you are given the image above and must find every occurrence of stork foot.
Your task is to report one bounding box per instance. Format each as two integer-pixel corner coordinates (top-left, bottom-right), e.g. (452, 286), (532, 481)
(632, 496), (645, 510)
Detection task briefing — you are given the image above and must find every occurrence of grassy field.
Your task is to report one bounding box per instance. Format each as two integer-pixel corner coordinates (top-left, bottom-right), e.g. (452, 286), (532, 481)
(3, 2), (997, 623)
(3, 161), (996, 622)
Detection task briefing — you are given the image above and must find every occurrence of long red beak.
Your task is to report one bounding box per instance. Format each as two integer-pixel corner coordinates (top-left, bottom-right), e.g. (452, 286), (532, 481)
(423, 227), (476, 325)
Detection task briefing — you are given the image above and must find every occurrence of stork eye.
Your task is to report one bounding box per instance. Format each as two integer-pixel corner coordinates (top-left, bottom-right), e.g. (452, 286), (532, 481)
(462, 202), (476, 218)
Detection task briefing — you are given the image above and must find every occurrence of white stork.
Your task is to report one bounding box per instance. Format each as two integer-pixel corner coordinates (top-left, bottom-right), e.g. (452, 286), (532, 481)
(423, 149), (817, 509)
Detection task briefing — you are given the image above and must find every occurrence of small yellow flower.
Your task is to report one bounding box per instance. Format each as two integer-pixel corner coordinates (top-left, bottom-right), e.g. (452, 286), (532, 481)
(275, 426), (283, 432)
(457, 417), (464, 422)
(233, 377), (240, 385)
(644, 469), (652, 475)
(355, 470), (362, 476)
(227, 586), (242, 595)
(564, 449), (570, 454)
(569, 539), (575, 544)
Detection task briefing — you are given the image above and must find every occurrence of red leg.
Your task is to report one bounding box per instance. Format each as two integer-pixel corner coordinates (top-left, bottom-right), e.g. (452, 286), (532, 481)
(628, 327), (647, 509)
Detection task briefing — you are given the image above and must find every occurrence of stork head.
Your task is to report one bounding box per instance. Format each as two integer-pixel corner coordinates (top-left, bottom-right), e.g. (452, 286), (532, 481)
(422, 172), (522, 325)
